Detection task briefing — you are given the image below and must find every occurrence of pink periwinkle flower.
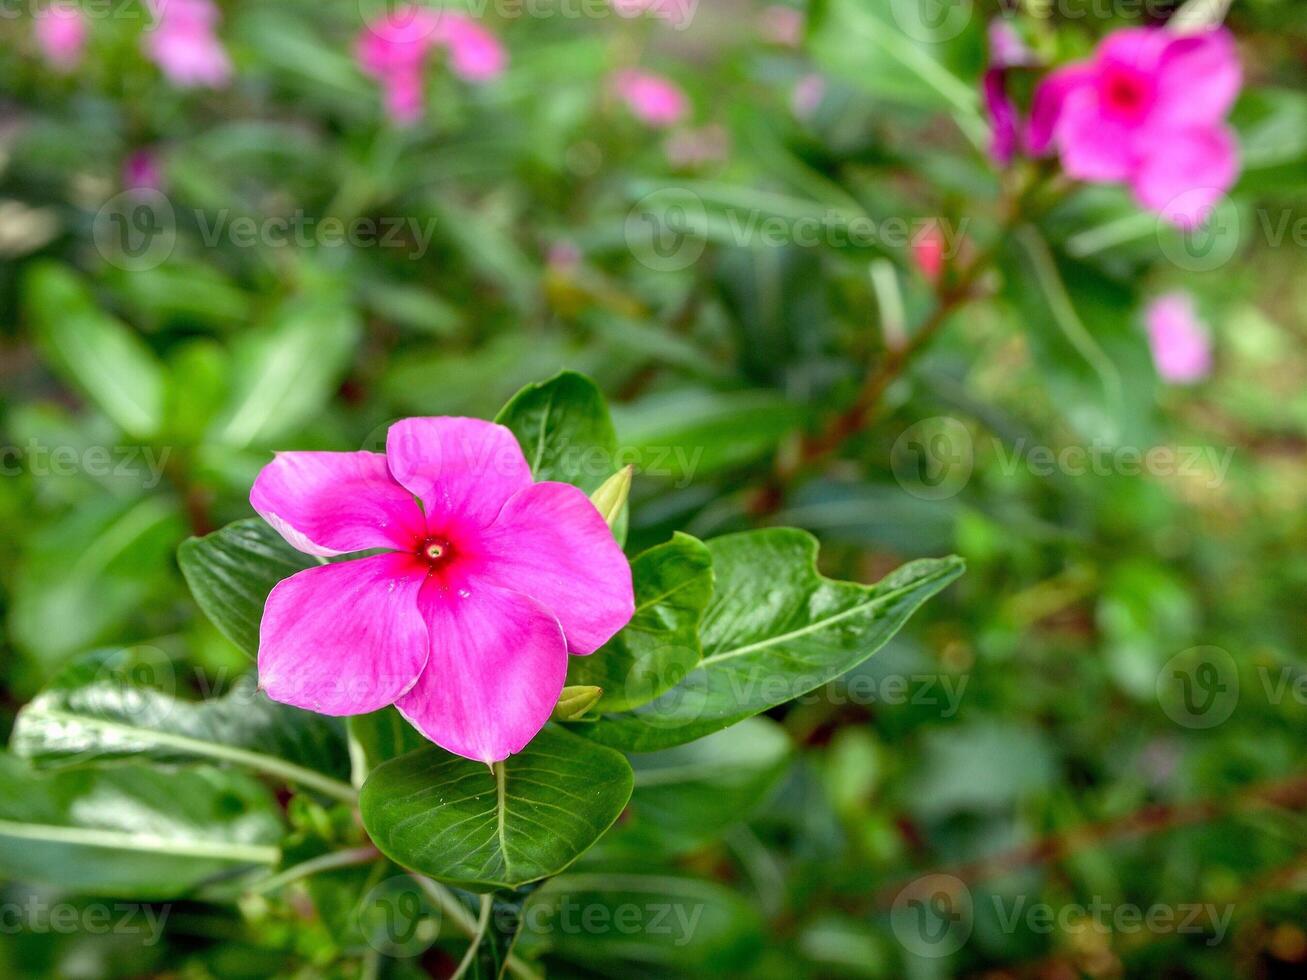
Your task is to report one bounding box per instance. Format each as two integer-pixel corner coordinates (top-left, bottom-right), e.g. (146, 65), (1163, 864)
(609, 0), (693, 31)
(1031, 27), (1241, 228)
(982, 21), (1034, 166)
(1145, 292), (1212, 384)
(912, 222), (946, 283)
(357, 8), (505, 124)
(144, 0), (232, 89)
(614, 70), (688, 128)
(791, 72), (825, 119)
(34, 4), (87, 73)
(251, 418), (635, 763)
(123, 149), (163, 192)
(759, 5), (804, 47)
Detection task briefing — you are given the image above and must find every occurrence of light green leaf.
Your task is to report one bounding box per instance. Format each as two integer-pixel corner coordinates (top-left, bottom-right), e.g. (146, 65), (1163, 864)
(10, 649), (353, 802)
(24, 262), (166, 439)
(575, 529), (964, 751)
(359, 727), (633, 891)
(178, 518), (316, 659)
(495, 371), (619, 493)
(0, 754), (282, 898)
(566, 533), (713, 713)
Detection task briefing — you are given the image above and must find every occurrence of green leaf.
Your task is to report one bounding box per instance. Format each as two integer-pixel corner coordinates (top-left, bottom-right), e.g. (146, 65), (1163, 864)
(208, 295), (360, 448)
(10, 649), (353, 802)
(24, 262), (167, 439)
(605, 718), (792, 856)
(346, 707), (430, 777)
(518, 873), (764, 973)
(178, 518), (316, 659)
(495, 371), (618, 493)
(359, 727), (633, 891)
(566, 533), (714, 713)
(0, 754), (282, 898)
(574, 529), (964, 751)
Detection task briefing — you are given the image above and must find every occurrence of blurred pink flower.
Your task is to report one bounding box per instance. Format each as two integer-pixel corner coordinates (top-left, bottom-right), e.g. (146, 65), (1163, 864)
(790, 72), (824, 118)
(1031, 27), (1241, 228)
(251, 418), (634, 763)
(982, 22), (1034, 166)
(1145, 292), (1212, 384)
(123, 149), (163, 192)
(609, 0), (693, 31)
(613, 70), (688, 128)
(357, 8), (505, 124)
(912, 222), (946, 282)
(759, 5), (804, 47)
(144, 0), (232, 89)
(34, 4), (87, 73)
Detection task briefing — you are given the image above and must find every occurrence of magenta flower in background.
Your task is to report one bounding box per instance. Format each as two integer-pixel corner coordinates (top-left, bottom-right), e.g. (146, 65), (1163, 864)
(1145, 292), (1212, 384)
(759, 5), (804, 47)
(34, 4), (87, 73)
(912, 223), (946, 283)
(357, 7), (505, 124)
(144, 0), (232, 89)
(251, 418), (635, 763)
(614, 70), (688, 128)
(1031, 27), (1241, 228)
(123, 149), (163, 192)
(982, 22), (1034, 166)
(790, 72), (825, 119)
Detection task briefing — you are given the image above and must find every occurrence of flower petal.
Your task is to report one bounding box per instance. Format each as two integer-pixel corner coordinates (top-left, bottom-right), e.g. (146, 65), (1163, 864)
(475, 482), (635, 654)
(259, 553), (430, 715)
(1055, 86), (1136, 182)
(1027, 63), (1092, 156)
(1131, 124), (1238, 228)
(395, 582), (567, 763)
(251, 451), (426, 557)
(385, 417), (533, 529)
(1154, 29), (1241, 129)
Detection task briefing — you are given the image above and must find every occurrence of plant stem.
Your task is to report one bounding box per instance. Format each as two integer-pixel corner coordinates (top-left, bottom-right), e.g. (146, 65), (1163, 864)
(450, 894), (493, 980)
(247, 845), (380, 895)
(409, 875), (545, 980)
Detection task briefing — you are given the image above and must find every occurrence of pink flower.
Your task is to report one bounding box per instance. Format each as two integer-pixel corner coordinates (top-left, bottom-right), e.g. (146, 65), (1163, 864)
(251, 418), (635, 763)
(609, 0), (693, 31)
(1145, 292), (1212, 384)
(912, 222), (946, 282)
(357, 8), (505, 124)
(759, 5), (804, 47)
(144, 0), (232, 89)
(34, 4), (87, 73)
(123, 149), (163, 192)
(1031, 27), (1241, 228)
(790, 72), (825, 119)
(613, 70), (688, 128)
(982, 22), (1034, 166)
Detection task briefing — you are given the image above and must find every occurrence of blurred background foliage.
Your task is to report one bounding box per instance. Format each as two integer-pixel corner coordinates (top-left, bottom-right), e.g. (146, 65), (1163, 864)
(2, 0), (1307, 977)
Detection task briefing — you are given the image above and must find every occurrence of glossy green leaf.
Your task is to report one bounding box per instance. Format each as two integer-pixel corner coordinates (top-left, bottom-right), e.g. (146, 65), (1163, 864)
(10, 649), (353, 802)
(24, 262), (167, 439)
(178, 518), (316, 659)
(518, 873), (764, 973)
(575, 529), (964, 751)
(346, 707), (430, 777)
(359, 727), (633, 891)
(0, 754), (282, 898)
(566, 533), (714, 713)
(495, 371), (618, 492)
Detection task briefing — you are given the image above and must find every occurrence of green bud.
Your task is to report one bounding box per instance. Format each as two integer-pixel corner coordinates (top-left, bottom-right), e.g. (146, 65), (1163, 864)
(552, 685), (603, 721)
(589, 465), (633, 529)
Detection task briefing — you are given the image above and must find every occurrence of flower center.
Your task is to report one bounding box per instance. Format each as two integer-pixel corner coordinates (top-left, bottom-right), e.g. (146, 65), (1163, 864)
(1101, 67), (1152, 122)
(419, 536), (453, 566)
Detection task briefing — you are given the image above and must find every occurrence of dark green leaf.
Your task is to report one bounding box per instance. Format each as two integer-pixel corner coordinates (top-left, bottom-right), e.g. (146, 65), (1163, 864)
(178, 518), (316, 659)
(359, 727), (633, 891)
(575, 529), (964, 751)
(495, 371), (618, 492)
(566, 533), (714, 713)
